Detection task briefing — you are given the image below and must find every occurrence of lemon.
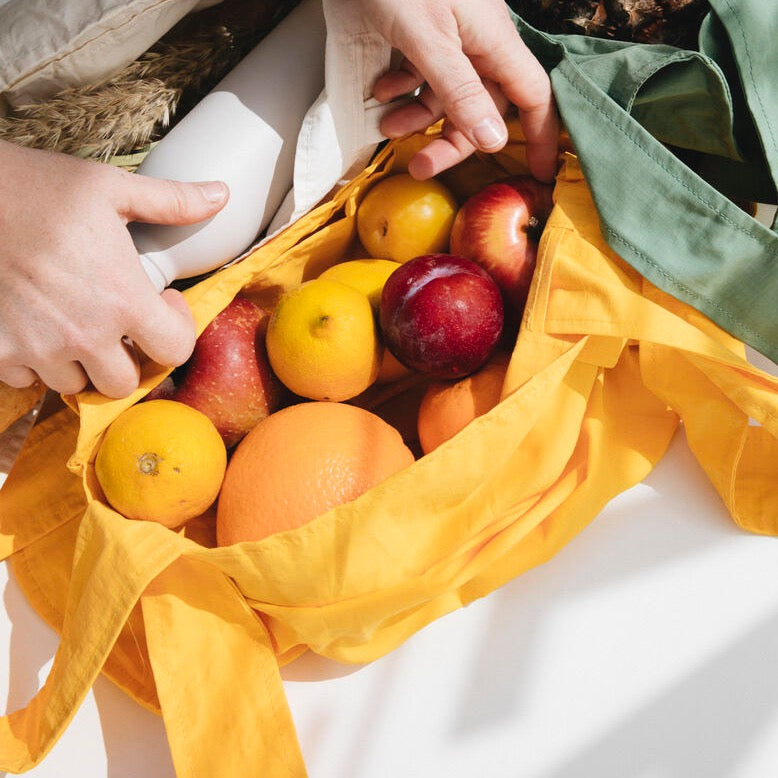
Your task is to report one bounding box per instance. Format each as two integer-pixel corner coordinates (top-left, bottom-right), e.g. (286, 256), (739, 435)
(318, 259), (413, 384)
(95, 399), (227, 528)
(318, 258), (401, 308)
(266, 278), (381, 401)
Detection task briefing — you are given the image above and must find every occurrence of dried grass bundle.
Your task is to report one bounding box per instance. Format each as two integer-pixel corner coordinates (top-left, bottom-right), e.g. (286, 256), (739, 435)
(0, 0), (296, 164)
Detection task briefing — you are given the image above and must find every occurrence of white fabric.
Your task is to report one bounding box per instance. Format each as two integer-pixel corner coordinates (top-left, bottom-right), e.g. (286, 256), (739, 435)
(0, 0), (221, 108)
(0, 0), (394, 230)
(265, 0), (392, 234)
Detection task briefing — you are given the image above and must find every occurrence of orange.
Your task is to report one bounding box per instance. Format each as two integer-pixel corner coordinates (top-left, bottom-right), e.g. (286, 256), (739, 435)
(266, 278), (381, 402)
(417, 352), (510, 454)
(94, 399), (227, 527)
(216, 401), (415, 545)
(356, 173), (458, 263)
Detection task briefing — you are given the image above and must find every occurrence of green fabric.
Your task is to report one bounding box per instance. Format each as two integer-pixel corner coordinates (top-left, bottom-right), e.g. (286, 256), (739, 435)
(510, 0), (778, 363)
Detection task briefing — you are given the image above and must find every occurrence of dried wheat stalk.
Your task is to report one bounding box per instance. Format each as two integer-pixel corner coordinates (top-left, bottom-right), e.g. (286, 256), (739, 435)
(0, 0), (294, 162)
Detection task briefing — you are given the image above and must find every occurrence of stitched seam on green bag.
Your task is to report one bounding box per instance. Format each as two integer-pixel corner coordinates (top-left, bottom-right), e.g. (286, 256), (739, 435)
(602, 226), (764, 341)
(556, 65), (771, 346)
(623, 59), (672, 113)
(718, 0), (778, 159)
(561, 69), (761, 242)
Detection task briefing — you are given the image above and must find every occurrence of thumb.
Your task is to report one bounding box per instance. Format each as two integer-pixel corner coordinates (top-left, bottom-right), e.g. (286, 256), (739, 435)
(119, 174), (229, 226)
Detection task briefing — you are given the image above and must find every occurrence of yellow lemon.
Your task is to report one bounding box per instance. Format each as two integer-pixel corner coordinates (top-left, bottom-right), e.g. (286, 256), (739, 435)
(318, 258), (413, 384)
(266, 278), (381, 401)
(95, 399), (227, 528)
(356, 173), (458, 263)
(318, 258), (401, 308)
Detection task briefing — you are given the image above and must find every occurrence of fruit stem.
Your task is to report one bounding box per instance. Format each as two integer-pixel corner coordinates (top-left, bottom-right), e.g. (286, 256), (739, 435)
(312, 314), (332, 336)
(137, 452), (161, 476)
(526, 215), (545, 242)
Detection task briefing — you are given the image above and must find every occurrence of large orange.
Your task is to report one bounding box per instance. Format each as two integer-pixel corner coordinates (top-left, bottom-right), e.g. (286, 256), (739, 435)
(417, 352), (510, 454)
(216, 401), (415, 545)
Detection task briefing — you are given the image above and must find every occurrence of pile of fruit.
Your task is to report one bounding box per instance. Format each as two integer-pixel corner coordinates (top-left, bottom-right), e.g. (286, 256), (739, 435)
(94, 168), (554, 543)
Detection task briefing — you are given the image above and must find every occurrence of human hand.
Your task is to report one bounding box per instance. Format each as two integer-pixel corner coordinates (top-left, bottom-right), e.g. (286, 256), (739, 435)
(0, 140), (229, 398)
(354, 0), (558, 182)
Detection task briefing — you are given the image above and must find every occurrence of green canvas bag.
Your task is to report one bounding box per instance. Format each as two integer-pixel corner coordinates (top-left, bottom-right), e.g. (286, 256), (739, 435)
(511, 0), (778, 362)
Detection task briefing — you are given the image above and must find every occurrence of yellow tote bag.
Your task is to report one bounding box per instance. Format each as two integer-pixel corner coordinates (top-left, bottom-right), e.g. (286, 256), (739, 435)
(1, 125), (778, 776)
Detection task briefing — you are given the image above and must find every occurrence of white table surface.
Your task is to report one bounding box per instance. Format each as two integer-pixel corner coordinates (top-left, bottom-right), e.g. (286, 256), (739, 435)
(2, 209), (777, 778)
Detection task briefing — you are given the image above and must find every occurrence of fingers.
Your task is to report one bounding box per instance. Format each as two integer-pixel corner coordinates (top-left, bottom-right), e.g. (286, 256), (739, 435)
(116, 171), (229, 226)
(381, 78), (510, 179)
(1, 291), (193, 398)
(371, 1), (559, 182)
(0, 291), (193, 398)
(32, 361), (89, 397)
(400, 38), (511, 154)
(2, 347), (137, 398)
(79, 341), (141, 399)
(372, 60), (425, 103)
(0, 365), (40, 390)
(406, 125), (477, 180)
(479, 27), (559, 181)
(126, 288), (197, 369)
(0, 143), (210, 402)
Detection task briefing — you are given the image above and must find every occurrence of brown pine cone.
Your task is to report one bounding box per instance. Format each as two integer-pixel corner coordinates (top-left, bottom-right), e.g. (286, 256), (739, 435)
(510, 0), (711, 48)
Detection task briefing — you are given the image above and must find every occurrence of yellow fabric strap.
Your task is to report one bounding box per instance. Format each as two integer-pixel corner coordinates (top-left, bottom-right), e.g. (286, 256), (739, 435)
(0, 407), (82, 559)
(547, 165), (778, 536)
(0, 502), (181, 772)
(143, 557), (306, 777)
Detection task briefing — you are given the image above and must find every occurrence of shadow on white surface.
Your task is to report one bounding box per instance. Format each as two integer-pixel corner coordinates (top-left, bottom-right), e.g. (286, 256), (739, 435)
(281, 650), (367, 682)
(450, 429), (739, 737)
(2, 573), (58, 714)
(541, 605), (778, 778)
(92, 678), (175, 778)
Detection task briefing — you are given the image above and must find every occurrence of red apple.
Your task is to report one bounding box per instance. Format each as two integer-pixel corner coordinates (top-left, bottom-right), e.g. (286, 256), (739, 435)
(449, 175), (554, 320)
(172, 296), (285, 448)
(379, 253), (504, 379)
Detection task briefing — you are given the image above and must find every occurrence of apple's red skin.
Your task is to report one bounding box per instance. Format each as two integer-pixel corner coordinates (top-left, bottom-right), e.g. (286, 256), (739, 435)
(172, 296), (285, 448)
(449, 175), (554, 320)
(379, 253), (504, 379)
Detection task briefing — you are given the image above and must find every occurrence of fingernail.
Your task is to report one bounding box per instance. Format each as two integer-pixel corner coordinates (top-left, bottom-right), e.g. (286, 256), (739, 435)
(473, 118), (507, 150)
(198, 181), (228, 203)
